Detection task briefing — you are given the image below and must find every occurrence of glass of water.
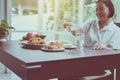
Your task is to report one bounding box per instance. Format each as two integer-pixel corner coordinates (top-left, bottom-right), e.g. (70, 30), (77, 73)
(75, 33), (85, 50)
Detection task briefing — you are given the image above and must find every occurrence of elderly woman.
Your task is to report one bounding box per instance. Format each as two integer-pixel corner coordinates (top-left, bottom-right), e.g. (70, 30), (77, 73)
(64, 0), (120, 50)
(62, 0), (120, 80)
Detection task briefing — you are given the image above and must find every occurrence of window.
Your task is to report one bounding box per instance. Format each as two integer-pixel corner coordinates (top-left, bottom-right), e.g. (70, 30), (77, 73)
(11, 0), (83, 39)
(11, 0), (39, 40)
(2, 0), (119, 40)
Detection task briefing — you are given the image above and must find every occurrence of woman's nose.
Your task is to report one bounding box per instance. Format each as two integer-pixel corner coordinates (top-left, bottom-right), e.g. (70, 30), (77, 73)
(96, 10), (101, 15)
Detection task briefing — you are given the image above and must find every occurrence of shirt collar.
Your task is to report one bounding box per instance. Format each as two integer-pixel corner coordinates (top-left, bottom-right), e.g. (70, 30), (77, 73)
(96, 20), (113, 32)
(102, 21), (113, 31)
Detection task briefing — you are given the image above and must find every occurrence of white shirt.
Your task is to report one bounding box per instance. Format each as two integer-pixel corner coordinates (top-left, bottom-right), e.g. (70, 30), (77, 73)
(80, 19), (120, 49)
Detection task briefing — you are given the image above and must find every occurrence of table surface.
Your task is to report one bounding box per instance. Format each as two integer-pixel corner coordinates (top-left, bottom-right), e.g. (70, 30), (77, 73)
(0, 41), (120, 80)
(1, 41), (120, 63)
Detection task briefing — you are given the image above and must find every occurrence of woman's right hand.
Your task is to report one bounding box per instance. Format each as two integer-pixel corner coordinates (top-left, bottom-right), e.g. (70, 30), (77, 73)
(63, 22), (74, 29)
(63, 22), (83, 36)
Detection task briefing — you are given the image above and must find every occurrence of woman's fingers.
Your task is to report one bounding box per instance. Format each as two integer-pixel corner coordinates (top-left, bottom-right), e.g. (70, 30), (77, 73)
(71, 30), (77, 36)
(93, 46), (104, 50)
(63, 22), (73, 28)
(93, 42), (104, 50)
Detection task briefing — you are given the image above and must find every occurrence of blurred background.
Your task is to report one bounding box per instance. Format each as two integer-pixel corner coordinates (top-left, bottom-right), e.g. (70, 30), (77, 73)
(0, 0), (120, 43)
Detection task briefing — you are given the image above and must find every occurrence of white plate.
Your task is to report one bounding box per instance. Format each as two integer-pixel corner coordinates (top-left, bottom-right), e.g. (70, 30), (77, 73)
(41, 47), (65, 52)
(63, 45), (76, 49)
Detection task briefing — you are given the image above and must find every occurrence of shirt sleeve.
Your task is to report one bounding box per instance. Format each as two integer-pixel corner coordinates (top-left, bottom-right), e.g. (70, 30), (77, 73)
(79, 19), (95, 33)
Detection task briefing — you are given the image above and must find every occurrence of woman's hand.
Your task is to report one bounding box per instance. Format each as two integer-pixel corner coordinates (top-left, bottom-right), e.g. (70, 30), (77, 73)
(93, 42), (114, 50)
(63, 22), (83, 36)
(71, 30), (77, 36)
(93, 42), (106, 50)
(63, 22), (78, 36)
(63, 22), (74, 29)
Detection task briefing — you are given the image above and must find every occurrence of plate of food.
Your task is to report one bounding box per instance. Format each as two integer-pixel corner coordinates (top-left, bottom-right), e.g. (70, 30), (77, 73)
(22, 37), (45, 49)
(41, 41), (65, 52)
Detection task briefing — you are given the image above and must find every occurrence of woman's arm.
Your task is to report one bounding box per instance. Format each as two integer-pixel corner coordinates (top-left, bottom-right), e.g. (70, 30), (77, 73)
(63, 22), (83, 36)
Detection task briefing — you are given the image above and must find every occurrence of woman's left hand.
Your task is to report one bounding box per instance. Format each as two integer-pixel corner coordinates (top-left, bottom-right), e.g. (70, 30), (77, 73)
(93, 42), (106, 50)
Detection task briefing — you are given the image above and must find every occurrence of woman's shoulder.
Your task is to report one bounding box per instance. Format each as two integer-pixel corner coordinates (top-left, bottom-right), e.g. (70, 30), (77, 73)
(83, 18), (98, 25)
(80, 18), (98, 32)
(85, 18), (97, 23)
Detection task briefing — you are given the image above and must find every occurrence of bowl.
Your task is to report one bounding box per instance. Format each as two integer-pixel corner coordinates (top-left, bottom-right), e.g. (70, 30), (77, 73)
(39, 35), (46, 39)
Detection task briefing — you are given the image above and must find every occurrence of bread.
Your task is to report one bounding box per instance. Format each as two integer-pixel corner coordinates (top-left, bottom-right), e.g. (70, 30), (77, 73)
(43, 42), (62, 50)
(28, 37), (45, 45)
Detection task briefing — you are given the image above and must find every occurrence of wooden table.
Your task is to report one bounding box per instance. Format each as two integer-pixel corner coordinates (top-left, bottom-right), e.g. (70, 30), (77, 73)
(0, 41), (120, 80)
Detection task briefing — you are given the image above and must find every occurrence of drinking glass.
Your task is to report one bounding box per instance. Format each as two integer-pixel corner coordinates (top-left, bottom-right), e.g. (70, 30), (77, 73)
(75, 32), (85, 50)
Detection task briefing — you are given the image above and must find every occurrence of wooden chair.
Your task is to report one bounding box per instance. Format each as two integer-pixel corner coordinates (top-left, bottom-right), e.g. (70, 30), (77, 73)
(115, 23), (120, 27)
